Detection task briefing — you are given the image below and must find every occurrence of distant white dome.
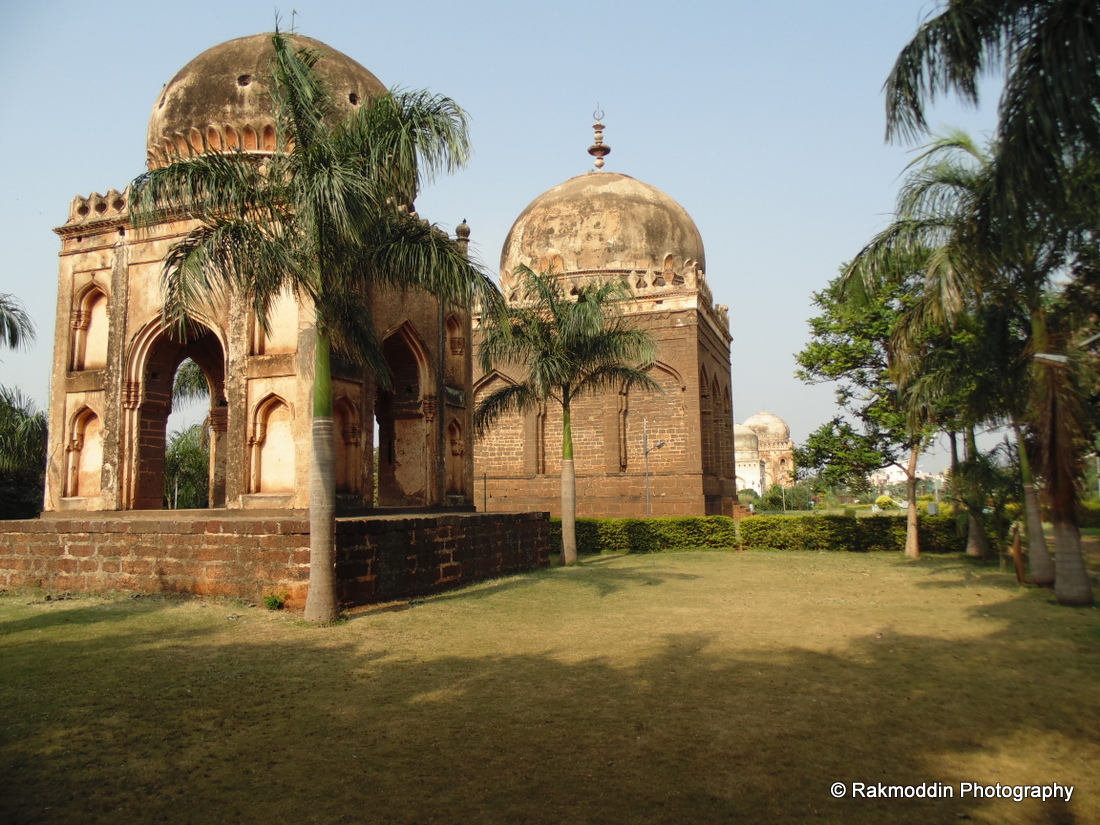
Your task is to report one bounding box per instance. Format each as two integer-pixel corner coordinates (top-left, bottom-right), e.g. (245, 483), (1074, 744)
(734, 423), (760, 459)
(743, 410), (790, 443)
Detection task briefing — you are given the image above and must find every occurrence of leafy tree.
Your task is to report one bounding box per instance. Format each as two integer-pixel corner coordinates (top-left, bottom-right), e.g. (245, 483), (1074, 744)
(795, 273), (932, 558)
(165, 423), (210, 509)
(0, 387), (47, 519)
(129, 30), (495, 621)
(845, 130), (1094, 600)
(886, 4), (1099, 603)
(474, 266), (658, 564)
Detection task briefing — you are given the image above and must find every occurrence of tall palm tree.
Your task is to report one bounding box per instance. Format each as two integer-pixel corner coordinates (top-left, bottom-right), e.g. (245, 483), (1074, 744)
(0, 293), (35, 351)
(845, 131), (1094, 603)
(129, 30), (496, 622)
(885, 0), (1100, 221)
(475, 266), (658, 564)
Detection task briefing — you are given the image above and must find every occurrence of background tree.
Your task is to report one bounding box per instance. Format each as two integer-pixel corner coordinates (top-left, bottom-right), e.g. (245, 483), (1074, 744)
(475, 266), (658, 565)
(795, 273), (933, 558)
(129, 30), (496, 622)
(165, 423), (210, 509)
(0, 387), (47, 519)
(886, 2), (1098, 605)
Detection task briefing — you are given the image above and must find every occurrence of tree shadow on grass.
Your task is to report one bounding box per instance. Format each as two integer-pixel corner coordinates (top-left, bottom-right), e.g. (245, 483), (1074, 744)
(1, 578), (1097, 825)
(408, 556), (706, 608)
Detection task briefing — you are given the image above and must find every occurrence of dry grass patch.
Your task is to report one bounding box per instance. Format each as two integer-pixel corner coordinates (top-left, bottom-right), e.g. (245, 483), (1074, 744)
(1, 550), (1098, 824)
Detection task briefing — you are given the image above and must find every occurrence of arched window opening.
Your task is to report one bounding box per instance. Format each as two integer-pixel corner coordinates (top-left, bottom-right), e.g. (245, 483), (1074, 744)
(71, 287), (109, 371)
(333, 397), (361, 495)
(250, 395), (295, 493)
(65, 408), (103, 498)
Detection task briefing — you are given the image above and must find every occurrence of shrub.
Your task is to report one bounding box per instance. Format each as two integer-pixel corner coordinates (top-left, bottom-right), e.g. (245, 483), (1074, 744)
(875, 495), (899, 510)
(549, 516), (739, 555)
(739, 513), (964, 553)
(263, 593), (286, 610)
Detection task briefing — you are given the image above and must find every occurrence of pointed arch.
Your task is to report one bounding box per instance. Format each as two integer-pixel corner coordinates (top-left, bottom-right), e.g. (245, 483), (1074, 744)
(333, 395), (361, 495)
(375, 321), (432, 507)
(65, 405), (103, 498)
(70, 283), (110, 371)
(249, 393), (295, 493)
(122, 315), (228, 509)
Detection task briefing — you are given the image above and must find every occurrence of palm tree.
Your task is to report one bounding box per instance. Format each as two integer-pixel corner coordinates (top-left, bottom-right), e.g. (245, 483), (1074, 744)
(129, 30), (496, 622)
(885, 0), (1100, 222)
(474, 266), (658, 564)
(845, 131), (1095, 603)
(165, 422), (210, 509)
(0, 294), (35, 351)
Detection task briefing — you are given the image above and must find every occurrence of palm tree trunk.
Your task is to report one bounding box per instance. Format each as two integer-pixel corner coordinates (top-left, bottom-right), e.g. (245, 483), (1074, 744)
(963, 427), (990, 559)
(904, 444), (920, 559)
(560, 401), (578, 565)
(304, 329), (339, 622)
(1052, 518), (1093, 606)
(1011, 418), (1053, 586)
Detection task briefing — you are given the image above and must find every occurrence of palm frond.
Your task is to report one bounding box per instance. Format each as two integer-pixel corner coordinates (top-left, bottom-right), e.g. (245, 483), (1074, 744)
(0, 294), (35, 350)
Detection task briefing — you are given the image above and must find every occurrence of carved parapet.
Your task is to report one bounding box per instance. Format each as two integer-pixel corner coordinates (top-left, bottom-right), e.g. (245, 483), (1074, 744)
(66, 188), (129, 226)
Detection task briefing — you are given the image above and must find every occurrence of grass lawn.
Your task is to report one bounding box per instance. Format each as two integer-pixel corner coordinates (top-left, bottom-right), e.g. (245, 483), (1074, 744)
(2, 549), (1098, 825)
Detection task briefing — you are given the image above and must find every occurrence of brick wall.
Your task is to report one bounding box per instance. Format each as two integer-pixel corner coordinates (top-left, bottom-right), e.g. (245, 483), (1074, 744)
(0, 512), (549, 609)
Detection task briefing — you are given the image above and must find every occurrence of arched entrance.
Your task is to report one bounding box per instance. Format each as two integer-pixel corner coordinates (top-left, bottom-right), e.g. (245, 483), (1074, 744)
(375, 325), (429, 507)
(125, 321), (228, 510)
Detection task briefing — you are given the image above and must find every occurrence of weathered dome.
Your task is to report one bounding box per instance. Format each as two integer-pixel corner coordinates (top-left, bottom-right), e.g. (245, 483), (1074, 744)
(500, 171), (706, 284)
(147, 33), (386, 166)
(743, 411), (790, 443)
(734, 424), (760, 459)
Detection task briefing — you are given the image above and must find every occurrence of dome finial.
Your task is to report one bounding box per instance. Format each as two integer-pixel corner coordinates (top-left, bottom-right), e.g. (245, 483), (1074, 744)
(588, 106), (610, 170)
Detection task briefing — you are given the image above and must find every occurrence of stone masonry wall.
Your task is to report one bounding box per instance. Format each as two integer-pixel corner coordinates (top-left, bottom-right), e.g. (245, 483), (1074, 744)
(0, 512), (549, 609)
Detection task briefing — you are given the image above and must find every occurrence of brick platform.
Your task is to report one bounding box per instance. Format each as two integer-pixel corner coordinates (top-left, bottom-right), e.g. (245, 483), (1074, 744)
(0, 510), (549, 609)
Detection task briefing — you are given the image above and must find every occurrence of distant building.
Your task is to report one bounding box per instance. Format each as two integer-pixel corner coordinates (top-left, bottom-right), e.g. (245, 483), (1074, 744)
(740, 411), (795, 488)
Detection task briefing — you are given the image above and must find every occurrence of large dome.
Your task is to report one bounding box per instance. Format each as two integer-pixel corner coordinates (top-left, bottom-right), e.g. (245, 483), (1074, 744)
(147, 33), (386, 166)
(500, 171), (706, 283)
(743, 411), (790, 443)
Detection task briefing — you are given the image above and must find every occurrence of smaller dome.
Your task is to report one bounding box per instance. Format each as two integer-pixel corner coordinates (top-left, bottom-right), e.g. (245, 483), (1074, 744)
(734, 424), (760, 460)
(500, 171), (705, 283)
(743, 411), (790, 443)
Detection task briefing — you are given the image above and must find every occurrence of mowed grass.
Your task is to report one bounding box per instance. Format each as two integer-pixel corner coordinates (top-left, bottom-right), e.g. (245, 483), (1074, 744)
(2, 549), (1098, 825)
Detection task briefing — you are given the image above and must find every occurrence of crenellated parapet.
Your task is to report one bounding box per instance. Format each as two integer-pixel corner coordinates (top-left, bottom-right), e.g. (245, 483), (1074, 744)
(60, 188), (129, 230)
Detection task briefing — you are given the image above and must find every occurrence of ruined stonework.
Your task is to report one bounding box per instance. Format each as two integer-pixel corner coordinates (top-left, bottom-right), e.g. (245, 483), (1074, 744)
(473, 169), (738, 517)
(43, 34), (476, 516)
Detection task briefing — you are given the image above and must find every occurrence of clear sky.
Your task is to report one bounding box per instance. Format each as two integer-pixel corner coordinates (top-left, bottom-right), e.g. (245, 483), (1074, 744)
(0, 0), (1001, 470)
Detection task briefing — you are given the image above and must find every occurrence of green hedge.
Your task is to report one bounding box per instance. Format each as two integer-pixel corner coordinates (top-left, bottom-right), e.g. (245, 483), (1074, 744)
(549, 516), (739, 555)
(739, 513), (964, 554)
(547, 513), (971, 555)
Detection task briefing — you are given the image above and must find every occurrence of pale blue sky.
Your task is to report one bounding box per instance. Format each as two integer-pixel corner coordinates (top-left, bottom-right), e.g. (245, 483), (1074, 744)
(0, 0), (1001, 469)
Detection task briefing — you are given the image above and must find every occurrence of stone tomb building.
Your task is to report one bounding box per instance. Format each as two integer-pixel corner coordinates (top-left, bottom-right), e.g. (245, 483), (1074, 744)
(0, 33), (552, 609)
(44, 34), (476, 516)
(472, 135), (738, 517)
